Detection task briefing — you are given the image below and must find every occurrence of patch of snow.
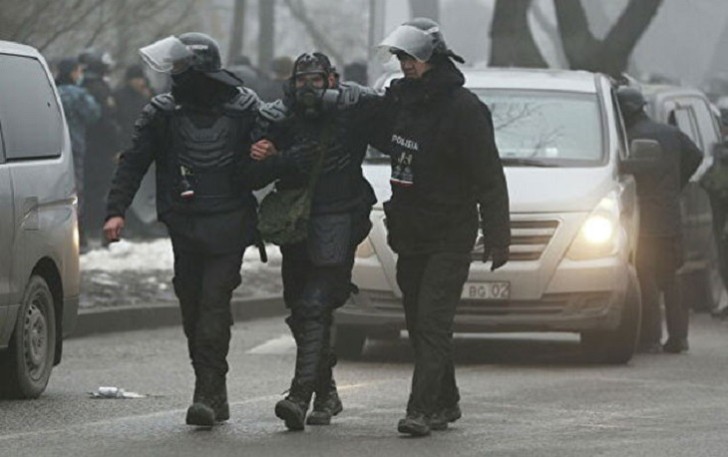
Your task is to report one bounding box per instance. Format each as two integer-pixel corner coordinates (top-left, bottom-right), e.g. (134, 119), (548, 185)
(81, 238), (282, 273)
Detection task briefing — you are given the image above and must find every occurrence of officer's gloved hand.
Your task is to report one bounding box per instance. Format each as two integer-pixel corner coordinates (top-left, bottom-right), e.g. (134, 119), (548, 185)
(483, 245), (509, 271)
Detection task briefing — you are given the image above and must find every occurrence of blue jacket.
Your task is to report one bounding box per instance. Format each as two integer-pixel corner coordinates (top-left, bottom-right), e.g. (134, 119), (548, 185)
(58, 84), (101, 157)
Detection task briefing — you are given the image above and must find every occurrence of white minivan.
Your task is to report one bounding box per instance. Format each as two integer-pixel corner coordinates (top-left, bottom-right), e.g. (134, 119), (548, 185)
(335, 69), (660, 364)
(0, 41), (80, 398)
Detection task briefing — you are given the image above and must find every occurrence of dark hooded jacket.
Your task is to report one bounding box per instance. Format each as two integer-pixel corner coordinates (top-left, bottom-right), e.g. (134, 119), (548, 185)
(373, 60), (510, 255)
(625, 111), (702, 238)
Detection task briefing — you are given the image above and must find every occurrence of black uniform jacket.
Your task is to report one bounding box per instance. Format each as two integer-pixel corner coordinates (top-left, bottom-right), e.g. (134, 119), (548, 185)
(627, 113), (702, 238)
(106, 85), (270, 253)
(372, 61), (511, 256)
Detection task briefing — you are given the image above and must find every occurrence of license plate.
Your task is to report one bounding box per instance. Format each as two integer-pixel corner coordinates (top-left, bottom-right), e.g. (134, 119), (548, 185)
(461, 282), (511, 300)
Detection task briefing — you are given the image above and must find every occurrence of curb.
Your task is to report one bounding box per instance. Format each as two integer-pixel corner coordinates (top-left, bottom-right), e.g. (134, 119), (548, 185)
(70, 296), (286, 339)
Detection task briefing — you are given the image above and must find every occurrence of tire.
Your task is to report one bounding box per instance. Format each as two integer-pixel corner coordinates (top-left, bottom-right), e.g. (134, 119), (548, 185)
(0, 276), (57, 399)
(580, 268), (641, 365)
(333, 325), (366, 359)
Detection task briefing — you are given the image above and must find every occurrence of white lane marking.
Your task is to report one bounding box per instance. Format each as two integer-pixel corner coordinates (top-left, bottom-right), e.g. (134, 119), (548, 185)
(246, 334), (296, 355)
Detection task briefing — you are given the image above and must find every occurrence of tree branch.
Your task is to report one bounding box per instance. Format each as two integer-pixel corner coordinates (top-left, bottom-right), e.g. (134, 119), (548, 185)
(282, 0), (345, 64)
(489, 0), (547, 68)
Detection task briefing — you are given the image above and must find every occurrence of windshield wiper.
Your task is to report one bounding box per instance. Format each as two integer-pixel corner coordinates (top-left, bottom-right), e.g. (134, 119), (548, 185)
(501, 158), (558, 167)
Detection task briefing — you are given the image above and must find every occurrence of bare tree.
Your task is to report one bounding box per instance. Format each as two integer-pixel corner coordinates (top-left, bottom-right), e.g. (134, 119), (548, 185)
(281, 0), (344, 64)
(489, 0), (547, 68)
(258, 0), (276, 70)
(1, 0), (199, 70)
(228, 0), (248, 64)
(554, 0), (664, 75)
(488, 0), (664, 76)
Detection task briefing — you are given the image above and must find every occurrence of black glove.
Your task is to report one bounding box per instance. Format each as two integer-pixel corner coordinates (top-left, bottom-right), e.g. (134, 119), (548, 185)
(483, 246), (509, 271)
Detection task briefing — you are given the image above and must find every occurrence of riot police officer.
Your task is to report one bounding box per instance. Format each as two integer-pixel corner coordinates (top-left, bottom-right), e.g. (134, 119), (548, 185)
(103, 33), (265, 426)
(617, 87), (702, 354)
(250, 52), (379, 431)
(374, 18), (511, 436)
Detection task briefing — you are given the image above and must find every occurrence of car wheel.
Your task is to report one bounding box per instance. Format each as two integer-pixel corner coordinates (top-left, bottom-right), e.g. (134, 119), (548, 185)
(0, 276), (57, 399)
(333, 326), (366, 359)
(580, 267), (641, 365)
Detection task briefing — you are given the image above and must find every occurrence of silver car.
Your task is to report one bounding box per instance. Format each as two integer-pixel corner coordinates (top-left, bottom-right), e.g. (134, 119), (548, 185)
(335, 69), (646, 364)
(0, 41), (80, 398)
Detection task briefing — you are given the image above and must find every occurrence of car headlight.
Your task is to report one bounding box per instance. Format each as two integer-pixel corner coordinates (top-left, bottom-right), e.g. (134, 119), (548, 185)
(566, 192), (621, 260)
(355, 237), (375, 258)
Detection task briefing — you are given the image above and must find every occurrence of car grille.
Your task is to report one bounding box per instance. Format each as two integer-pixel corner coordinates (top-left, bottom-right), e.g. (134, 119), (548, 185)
(472, 219), (560, 262)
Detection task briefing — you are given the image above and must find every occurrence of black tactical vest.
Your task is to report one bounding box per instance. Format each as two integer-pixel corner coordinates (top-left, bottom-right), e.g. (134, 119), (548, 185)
(152, 90), (258, 215)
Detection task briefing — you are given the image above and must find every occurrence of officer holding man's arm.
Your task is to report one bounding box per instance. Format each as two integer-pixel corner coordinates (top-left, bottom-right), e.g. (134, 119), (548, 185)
(373, 19), (510, 437)
(103, 33), (267, 427)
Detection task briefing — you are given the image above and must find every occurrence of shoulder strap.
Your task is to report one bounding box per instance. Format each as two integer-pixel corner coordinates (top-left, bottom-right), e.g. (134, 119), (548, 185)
(305, 121), (337, 193)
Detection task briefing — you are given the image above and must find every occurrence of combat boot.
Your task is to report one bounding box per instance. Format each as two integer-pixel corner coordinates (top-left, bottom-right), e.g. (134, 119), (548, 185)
(397, 411), (431, 437)
(186, 371), (228, 426)
(306, 379), (343, 425)
(275, 379), (314, 431)
(429, 403), (462, 431)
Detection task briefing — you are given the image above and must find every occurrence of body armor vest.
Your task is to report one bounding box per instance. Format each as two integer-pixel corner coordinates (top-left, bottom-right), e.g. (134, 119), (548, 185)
(152, 91), (257, 215)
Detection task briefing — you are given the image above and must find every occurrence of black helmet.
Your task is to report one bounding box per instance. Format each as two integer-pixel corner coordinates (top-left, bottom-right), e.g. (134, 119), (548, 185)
(292, 52), (334, 79)
(380, 17), (465, 64)
(617, 87), (647, 117)
(178, 32), (222, 73)
(140, 32), (241, 86)
(78, 48), (114, 75)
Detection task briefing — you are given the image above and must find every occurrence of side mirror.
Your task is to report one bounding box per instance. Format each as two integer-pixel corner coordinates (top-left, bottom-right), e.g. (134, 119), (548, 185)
(620, 139), (662, 175)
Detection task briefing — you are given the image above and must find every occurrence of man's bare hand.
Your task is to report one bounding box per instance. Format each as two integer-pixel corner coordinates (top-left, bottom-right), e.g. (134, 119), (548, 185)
(250, 139), (278, 161)
(103, 216), (125, 244)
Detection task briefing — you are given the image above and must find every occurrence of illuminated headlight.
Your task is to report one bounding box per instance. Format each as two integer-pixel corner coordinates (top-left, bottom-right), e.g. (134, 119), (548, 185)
(356, 237), (375, 258)
(566, 192), (621, 260)
(581, 215), (614, 244)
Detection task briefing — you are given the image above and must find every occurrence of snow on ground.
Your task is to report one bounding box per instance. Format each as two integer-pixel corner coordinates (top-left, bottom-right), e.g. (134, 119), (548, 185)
(80, 239), (282, 272)
(79, 239), (283, 309)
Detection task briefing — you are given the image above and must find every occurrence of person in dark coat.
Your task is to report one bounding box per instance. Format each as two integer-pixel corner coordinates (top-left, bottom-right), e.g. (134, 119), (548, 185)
(373, 18), (511, 436)
(250, 52), (381, 431)
(56, 58), (101, 250)
(114, 65), (154, 151)
(617, 87), (702, 354)
(79, 48), (121, 240)
(103, 33), (268, 427)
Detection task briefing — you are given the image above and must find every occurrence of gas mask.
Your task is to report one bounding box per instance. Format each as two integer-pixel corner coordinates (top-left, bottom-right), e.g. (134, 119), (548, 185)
(293, 82), (339, 119)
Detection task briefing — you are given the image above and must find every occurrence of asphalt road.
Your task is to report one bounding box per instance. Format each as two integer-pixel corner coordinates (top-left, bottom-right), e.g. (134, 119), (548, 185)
(3, 314), (728, 457)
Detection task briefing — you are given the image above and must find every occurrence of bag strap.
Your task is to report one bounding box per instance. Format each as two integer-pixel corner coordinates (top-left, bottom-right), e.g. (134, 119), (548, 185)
(305, 120), (336, 193)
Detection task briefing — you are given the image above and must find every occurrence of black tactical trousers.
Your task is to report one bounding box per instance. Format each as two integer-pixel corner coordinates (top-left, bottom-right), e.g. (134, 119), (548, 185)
(171, 242), (243, 377)
(636, 235), (686, 344)
(396, 252), (471, 416)
(280, 240), (356, 389)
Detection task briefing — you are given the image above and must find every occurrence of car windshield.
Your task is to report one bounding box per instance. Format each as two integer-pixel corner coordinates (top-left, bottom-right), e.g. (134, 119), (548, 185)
(473, 90), (605, 167)
(365, 86), (605, 166)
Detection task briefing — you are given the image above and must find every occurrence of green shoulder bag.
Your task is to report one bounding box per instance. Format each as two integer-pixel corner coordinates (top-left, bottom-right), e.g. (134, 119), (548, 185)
(257, 124), (333, 246)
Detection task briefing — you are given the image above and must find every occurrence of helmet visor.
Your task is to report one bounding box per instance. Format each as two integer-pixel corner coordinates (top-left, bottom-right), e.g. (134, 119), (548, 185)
(377, 25), (435, 63)
(139, 36), (194, 74)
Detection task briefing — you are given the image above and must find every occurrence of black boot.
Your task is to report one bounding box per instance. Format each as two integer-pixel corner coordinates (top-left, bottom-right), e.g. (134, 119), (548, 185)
(275, 379), (314, 431)
(186, 371), (228, 426)
(306, 378), (343, 425)
(397, 411), (431, 437)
